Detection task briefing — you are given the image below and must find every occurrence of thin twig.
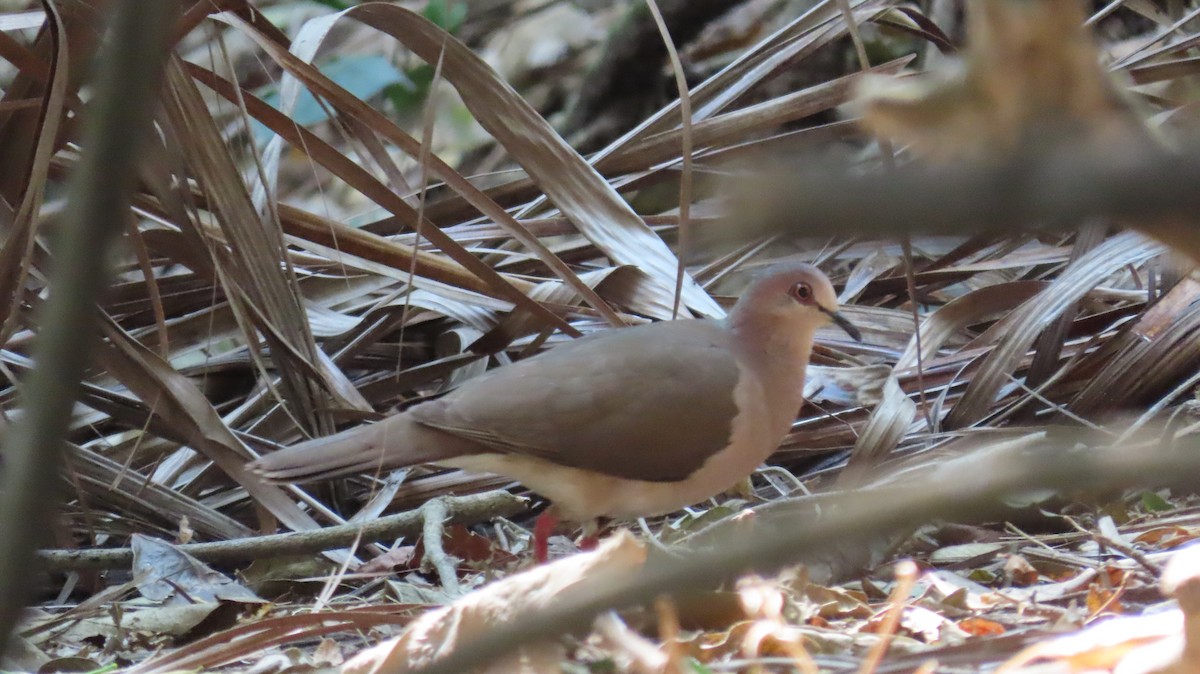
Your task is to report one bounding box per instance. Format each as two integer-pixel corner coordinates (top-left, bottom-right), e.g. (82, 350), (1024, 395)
(900, 238), (932, 427)
(35, 490), (527, 571)
(643, 0), (693, 320)
(420, 497), (462, 595)
(1062, 514), (1163, 577)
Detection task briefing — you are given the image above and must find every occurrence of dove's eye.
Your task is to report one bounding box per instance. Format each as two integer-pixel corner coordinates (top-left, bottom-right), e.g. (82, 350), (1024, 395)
(790, 282), (813, 303)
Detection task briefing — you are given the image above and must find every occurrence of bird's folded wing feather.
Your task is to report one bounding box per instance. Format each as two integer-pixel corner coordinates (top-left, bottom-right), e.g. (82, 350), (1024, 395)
(409, 320), (743, 482)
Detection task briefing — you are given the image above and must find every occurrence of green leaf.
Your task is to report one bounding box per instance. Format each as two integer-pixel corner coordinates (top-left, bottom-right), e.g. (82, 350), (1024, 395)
(385, 64), (436, 114)
(689, 659), (716, 674)
(1141, 490), (1173, 512)
(967, 568), (998, 584)
(659, 505), (742, 544)
(253, 55), (413, 143)
(423, 0), (467, 34)
(309, 0), (354, 10)
(583, 658), (618, 673)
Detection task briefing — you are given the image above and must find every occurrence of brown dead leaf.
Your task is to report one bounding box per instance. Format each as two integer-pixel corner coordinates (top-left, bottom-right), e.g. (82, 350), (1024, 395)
(738, 619), (819, 673)
(957, 617), (1005, 637)
(947, 232), (1162, 428)
(1135, 527), (1199, 549)
(177, 517), (194, 545)
(1071, 276), (1200, 418)
(313, 638), (346, 668)
(1085, 567), (1130, 618)
(131, 535), (263, 605)
(95, 316), (333, 539)
(841, 374), (917, 484)
(990, 545), (1194, 672)
(799, 583), (872, 621)
(894, 281), (1048, 373)
(891, 605), (964, 644)
(339, 4), (722, 320)
(359, 547), (418, 576)
(405, 523), (516, 575)
(436, 524), (510, 565)
(1002, 554), (1039, 587)
(917, 569), (995, 612)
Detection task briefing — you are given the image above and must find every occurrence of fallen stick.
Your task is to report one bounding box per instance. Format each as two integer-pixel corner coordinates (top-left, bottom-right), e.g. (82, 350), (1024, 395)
(37, 490), (527, 571)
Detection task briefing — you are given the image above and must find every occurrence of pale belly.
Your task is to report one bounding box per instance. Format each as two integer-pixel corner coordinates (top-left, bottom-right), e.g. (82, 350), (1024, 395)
(439, 371), (796, 521)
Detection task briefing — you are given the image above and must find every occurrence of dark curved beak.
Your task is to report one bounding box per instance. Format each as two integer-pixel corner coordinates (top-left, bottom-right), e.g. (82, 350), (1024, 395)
(819, 305), (862, 342)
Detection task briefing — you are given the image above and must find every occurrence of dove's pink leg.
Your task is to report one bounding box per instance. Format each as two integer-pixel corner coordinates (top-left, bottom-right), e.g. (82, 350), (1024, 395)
(533, 511), (558, 563)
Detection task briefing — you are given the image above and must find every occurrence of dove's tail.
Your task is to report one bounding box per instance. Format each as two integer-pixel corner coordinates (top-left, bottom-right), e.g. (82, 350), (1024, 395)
(247, 413), (462, 483)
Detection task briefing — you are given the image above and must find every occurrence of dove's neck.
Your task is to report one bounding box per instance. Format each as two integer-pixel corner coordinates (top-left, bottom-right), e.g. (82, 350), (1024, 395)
(728, 313), (815, 411)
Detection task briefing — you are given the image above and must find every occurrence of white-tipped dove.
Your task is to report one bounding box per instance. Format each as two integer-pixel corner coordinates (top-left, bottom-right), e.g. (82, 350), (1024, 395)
(250, 263), (860, 560)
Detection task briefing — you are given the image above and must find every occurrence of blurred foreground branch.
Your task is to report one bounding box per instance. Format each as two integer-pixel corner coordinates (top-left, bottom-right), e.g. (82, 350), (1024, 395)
(0, 0), (179, 657)
(414, 430), (1200, 674)
(717, 137), (1200, 261)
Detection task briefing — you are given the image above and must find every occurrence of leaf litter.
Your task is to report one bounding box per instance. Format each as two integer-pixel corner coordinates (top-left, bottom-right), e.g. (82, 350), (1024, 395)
(5, 1), (1200, 673)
